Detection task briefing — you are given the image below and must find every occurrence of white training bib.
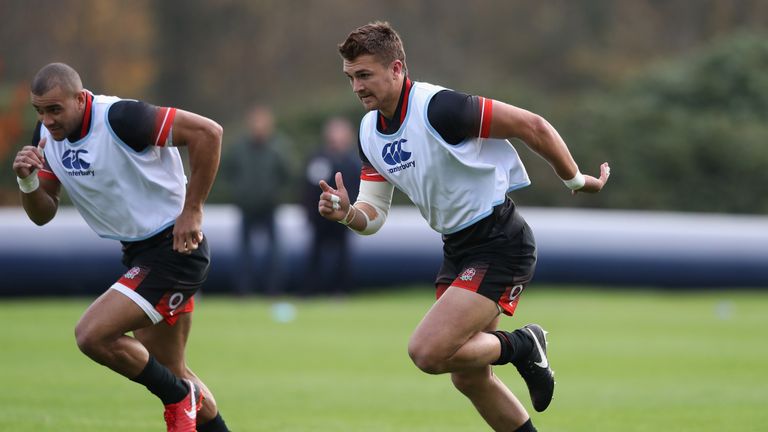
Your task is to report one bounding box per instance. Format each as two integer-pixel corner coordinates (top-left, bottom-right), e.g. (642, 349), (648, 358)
(41, 95), (186, 241)
(358, 82), (530, 234)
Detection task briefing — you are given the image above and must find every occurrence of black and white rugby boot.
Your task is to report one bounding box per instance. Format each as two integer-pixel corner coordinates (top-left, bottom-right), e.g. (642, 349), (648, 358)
(513, 324), (555, 412)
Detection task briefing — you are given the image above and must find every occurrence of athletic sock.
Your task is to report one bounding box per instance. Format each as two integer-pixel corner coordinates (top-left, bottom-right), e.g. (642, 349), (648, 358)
(130, 355), (189, 404)
(514, 418), (537, 432)
(490, 329), (533, 365)
(198, 413), (231, 432)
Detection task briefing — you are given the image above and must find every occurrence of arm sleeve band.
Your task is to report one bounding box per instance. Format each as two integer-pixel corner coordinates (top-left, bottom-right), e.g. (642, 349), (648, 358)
(108, 101), (177, 151)
(352, 179), (394, 235)
(427, 90), (489, 144)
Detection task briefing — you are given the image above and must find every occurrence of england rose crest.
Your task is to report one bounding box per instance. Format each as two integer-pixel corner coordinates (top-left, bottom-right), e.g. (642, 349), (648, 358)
(124, 266), (141, 279)
(459, 267), (476, 282)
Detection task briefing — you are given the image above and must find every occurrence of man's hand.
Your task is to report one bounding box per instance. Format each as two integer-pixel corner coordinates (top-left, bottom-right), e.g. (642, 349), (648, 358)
(13, 137), (47, 178)
(318, 172), (351, 222)
(173, 207), (204, 254)
(574, 162), (611, 195)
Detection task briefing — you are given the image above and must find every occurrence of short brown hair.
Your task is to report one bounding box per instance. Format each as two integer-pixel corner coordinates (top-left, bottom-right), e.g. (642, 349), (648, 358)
(31, 62), (83, 96)
(338, 21), (406, 68)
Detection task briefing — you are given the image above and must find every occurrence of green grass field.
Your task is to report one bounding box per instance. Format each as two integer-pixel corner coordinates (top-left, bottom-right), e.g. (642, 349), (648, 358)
(1, 287), (766, 431)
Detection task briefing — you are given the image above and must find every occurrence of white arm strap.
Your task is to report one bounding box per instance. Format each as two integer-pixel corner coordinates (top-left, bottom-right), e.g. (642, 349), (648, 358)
(352, 179), (394, 235)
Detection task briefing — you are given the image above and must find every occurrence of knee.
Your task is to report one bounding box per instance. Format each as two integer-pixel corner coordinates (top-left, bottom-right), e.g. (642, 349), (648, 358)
(75, 320), (123, 364)
(74, 321), (105, 359)
(407, 342), (447, 375)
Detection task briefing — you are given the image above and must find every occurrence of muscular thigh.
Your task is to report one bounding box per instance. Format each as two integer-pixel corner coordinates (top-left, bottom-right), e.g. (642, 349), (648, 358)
(410, 287), (500, 356)
(78, 288), (155, 338)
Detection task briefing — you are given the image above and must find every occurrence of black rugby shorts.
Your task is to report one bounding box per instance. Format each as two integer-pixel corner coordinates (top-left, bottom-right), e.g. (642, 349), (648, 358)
(112, 226), (210, 325)
(435, 198), (536, 316)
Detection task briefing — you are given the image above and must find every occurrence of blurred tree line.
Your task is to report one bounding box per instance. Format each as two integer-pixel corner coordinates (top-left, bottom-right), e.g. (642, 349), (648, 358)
(1, 0), (767, 213)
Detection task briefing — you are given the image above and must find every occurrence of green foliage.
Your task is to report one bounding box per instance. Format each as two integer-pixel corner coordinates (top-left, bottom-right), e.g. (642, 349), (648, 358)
(564, 33), (768, 213)
(632, 34), (768, 120)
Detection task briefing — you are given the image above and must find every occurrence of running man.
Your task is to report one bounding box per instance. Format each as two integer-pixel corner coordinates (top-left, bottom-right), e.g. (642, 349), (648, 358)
(12, 63), (230, 432)
(319, 23), (610, 431)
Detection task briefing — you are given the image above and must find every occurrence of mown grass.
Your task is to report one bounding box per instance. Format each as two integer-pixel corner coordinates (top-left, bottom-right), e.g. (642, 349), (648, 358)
(1, 287), (766, 431)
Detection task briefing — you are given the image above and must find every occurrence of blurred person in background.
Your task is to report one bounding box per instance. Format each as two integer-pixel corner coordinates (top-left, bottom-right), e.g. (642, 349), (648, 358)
(12, 63), (230, 432)
(319, 22), (610, 432)
(220, 104), (291, 295)
(301, 117), (360, 296)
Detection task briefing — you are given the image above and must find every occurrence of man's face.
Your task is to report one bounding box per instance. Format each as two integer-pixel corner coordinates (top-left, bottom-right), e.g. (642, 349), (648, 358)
(343, 54), (403, 115)
(31, 86), (85, 141)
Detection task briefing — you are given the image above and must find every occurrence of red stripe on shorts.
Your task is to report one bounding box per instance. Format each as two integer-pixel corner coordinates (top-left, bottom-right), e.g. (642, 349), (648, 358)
(156, 294), (194, 326)
(499, 284), (525, 316)
(435, 283), (450, 300)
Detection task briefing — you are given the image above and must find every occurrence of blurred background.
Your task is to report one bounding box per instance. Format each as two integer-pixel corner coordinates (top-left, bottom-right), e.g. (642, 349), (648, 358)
(2, 2), (768, 431)
(2, 0), (768, 294)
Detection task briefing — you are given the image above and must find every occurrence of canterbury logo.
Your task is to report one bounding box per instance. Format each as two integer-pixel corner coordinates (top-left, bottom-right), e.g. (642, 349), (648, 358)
(381, 138), (412, 166)
(62, 149), (90, 169)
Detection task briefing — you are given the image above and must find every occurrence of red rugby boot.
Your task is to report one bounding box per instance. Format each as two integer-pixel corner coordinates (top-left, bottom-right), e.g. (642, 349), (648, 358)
(163, 379), (203, 432)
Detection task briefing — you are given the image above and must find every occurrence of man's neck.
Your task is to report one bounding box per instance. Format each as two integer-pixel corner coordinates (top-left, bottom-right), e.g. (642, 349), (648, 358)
(376, 77), (412, 135)
(67, 92), (92, 142)
(379, 76), (407, 119)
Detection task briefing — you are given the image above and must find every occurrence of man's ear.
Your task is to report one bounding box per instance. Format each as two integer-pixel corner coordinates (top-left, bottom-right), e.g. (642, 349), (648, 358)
(391, 60), (404, 79)
(76, 90), (87, 109)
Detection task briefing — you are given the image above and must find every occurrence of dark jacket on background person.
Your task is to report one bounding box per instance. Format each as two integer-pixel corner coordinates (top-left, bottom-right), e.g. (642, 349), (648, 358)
(222, 134), (291, 219)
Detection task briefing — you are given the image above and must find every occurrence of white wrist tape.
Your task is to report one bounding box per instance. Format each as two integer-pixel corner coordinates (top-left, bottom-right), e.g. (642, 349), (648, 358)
(17, 170), (40, 194)
(563, 171), (586, 190)
(338, 205), (358, 226)
(354, 180), (394, 235)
